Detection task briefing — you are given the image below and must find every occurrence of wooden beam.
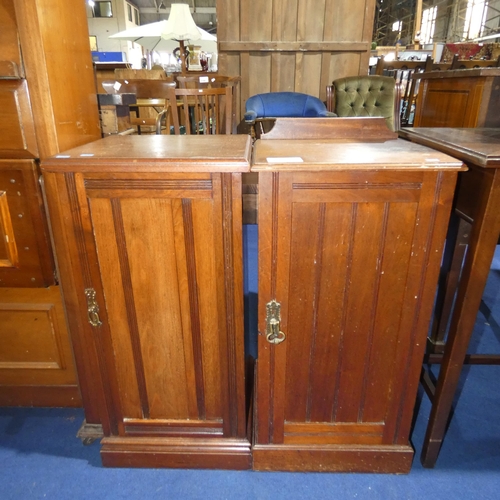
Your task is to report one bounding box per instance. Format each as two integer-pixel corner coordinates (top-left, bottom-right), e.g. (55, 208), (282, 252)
(219, 41), (370, 52)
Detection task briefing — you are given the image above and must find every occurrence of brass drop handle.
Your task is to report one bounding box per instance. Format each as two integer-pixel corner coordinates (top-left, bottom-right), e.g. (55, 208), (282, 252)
(266, 300), (286, 345)
(85, 288), (102, 327)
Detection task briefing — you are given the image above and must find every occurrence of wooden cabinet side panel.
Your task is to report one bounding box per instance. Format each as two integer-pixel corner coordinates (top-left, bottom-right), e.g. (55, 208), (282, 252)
(384, 171), (457, 444)
(42, 172), (111, 429)
(14, 0), (101, 159)
(217, 173), (247, 438)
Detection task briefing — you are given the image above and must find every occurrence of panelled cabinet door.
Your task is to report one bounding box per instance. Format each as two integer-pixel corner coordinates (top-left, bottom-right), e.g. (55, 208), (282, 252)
(0, 160), (54, 287)
(254, 170), (456, 473)
(43, 170), (250, 469)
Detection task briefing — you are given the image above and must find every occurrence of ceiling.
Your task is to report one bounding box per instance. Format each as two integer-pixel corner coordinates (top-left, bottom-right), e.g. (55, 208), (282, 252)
(132, 0), (217, 32)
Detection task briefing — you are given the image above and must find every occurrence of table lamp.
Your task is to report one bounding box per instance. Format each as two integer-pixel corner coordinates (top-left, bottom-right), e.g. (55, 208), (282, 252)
(162, 3), (201, 73)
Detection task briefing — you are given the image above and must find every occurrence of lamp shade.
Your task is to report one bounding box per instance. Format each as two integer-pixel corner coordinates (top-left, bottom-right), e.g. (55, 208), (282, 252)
(162, 3), (202, 41)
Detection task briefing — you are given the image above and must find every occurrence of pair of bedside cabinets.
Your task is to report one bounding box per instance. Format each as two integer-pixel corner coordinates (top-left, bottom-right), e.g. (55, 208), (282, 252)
(41, 132), (463, 472)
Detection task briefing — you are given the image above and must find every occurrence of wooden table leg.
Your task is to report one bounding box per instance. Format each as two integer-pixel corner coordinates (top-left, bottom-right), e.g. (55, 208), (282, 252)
(421, 168), (500, 468)
(428, 215), (470, 353)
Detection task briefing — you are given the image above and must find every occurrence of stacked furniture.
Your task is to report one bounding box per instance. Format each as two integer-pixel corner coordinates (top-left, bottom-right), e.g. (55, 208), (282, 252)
(0, 0), (100, 407)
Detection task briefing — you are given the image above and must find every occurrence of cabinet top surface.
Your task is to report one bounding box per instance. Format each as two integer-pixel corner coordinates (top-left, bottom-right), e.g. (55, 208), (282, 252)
(399, 128), (500, 168)
(252, 138), (465, 171)
(41, 135), (252, 173)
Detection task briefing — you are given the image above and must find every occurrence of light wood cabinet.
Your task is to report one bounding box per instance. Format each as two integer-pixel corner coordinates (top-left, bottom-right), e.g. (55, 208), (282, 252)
(42, 135), (252, 468)
(0, 0), (101, 407)
(251, 138), (463, 472)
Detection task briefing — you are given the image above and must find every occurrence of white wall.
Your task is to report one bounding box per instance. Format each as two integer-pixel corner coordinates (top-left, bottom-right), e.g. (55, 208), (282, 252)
(86, 0), (142, 64)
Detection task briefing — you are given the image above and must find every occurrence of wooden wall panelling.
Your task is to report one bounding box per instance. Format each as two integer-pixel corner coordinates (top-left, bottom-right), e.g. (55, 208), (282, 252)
(0, 286), (81, 407)
(217, 0), (375, 117)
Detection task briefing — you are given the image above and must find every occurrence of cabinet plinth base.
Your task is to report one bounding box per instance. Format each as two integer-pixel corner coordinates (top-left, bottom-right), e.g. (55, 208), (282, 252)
(100, 436), (252, 469)
(0, 385), (81, 408)
(252, 444), (414, 473)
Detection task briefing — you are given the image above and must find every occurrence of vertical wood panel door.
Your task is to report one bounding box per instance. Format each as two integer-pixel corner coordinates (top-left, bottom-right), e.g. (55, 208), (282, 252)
(42, 135), (252, 469)
(253, 167), (458, 473)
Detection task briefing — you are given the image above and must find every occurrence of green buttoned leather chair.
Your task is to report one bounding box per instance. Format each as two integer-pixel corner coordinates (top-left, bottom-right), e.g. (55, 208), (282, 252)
(326, 75), (401, 131)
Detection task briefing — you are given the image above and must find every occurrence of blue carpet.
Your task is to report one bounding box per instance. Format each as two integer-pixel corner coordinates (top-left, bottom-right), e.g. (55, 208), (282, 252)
(1, 228), (499, 499)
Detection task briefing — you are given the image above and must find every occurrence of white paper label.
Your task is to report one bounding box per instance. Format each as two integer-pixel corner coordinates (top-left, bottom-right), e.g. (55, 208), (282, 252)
(266, 157), (304, 163)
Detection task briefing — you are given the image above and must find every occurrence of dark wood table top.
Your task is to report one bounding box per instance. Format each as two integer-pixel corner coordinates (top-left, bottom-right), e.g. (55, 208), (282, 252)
(399, 128), (500, 168)
(411, 68), (500, 80)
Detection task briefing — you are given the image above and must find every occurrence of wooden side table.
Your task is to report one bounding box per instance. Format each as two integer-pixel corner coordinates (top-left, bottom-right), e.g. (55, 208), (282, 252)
(399, 127), (500, 468)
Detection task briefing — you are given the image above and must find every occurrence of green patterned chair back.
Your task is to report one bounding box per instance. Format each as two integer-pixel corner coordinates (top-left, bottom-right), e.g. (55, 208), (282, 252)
(331, 75), (399, 131)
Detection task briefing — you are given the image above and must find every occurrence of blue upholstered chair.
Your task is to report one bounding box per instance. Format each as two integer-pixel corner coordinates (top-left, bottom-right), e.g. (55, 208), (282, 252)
(244, 92), (332, 138)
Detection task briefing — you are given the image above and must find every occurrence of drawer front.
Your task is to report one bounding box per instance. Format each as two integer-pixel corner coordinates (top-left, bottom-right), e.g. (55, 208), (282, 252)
(0, 160), (54, 287)
(0, 80), (38, 158)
